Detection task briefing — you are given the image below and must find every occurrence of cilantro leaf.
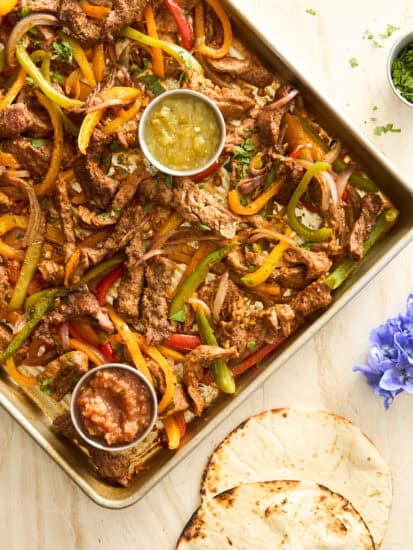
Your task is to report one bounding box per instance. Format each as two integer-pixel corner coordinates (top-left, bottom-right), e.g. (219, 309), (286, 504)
(305, 8), (317, 15)
(248, 340), (256, 352)
(349, 57), (359, 68)
(31, 138), (46, 148)
(139, 75), (165, 97)
(374, 123), (401, 136)
(52, 39), (73, 64)
(198, 223), (211, 231)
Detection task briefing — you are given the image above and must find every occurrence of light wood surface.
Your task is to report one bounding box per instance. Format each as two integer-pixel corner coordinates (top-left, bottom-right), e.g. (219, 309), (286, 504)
(1, 1), (412, 549)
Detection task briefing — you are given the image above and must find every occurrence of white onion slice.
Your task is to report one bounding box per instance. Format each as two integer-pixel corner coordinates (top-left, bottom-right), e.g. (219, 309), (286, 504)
(7, 14), (58, 67)
(336, 168), (353, 200)
(324, 141), (342, 164)
(213, 271), (229, 322)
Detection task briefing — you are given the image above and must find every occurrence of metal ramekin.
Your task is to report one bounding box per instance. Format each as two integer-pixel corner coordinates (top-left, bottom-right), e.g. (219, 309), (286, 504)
(70, 363), (158, 452)
(138, 89), (226, 177)
(387, 31), (413, 107)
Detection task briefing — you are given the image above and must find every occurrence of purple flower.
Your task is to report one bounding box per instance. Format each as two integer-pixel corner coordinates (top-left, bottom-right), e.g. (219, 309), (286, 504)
(353, 294), (413, 408)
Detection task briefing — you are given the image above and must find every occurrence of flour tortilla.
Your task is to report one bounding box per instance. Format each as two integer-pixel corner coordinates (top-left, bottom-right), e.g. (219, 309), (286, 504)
(177, 480), (375, 549)
(201, 408), (392, 548)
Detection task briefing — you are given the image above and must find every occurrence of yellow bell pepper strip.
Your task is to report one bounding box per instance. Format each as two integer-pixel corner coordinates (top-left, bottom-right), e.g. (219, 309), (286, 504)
(66, 35), (97, 88)
(0, 152), (19, 168)
(0, 43), (4, 73)
(79, 253), (125, 286)
(194, 0), (232, 59)
(16, 42), (83, 110)
(135, 334), (176, 414)
(102, 97), (142, 135)
(0, 241), (24, 260)
(0, 0), (17, 16)
(254, 283), (281, 296)
(157, 345), (185, 362)
(6, 357), (37, 387)
(70, 319), (101, 347)
(122, 26), (203, 74)
(0, 67), (26, 110)
(151, 212), (183, 250)
(92, 43), (105, 82)
(163, 415), (181, 449)
(0, 288), (68, 362)
(0, 214), (28, 261)
(64, 229), (109, 287)
(169, 246), (230, 319)
(286, 162), (333, 242)
(69, 338), (104, 366)
(78, 110), (103, 154)
(144, 4), (165, 78)
(80, 2), (111, 19)
(196, 306), (235, 394)
(228, 179), (283, 216)
(241, 237), (290, 288)
(326, 208), (399, 290)
(33, 91), (64, 197)
(107, 306), (153, 385)
(8, 221), (44, 312)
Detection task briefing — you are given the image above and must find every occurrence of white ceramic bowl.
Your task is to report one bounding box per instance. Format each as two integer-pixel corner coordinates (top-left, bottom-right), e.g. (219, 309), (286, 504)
(387, 31), (413, 107)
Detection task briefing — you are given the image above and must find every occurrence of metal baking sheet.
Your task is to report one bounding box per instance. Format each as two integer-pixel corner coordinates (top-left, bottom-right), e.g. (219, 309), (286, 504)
(1, 0), (413, 509)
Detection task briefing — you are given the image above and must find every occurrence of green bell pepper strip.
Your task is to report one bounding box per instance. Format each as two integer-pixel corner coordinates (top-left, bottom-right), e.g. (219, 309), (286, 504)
(16, 42), (84, 110)
(298, 116), (378, 193)
(325, 208), (399, 290)
(196, 306), (235, 394)
(8, 231), (44, 312)
(79, 254), (125, 286)
(0, 288), (68, 362)
(169, 247), (229, 318)
(286, 161), (333, 242)
(121, 27), (203, 75)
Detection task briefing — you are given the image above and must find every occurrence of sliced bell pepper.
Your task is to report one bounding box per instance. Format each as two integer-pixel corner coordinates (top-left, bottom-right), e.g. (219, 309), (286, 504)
(0, 67), (26, 110)
(69, 319), (101, 347)
(177, 241), (215, 288)
(100, 342), (117, 362)
(228, 179), (282, 216)
(0, 0), (17, 16)
(79, 253), (125, 286)
(231, 339), (285, 377)
(65, 35), (96, 88)
(164, 0), (194, 51)
(169, 246), (229, 319)
(80, 2), (110, 19)
(64, 229), (109, 287)
(286, 161), (333, 242)
(6, 357), (37, 388)
(196, 306), (235, 394)
(0, 288), (68, 361)
(144, 4), (165, 78)
(163, 333), (201, 350)
(163, 415), (181, 449)
(102, 97), (142, 135)
(69, 338), (104, 366)
(95, 264), (124, 306)
(122, 26), (203, 74)
(78, 110), (103, 155)
(157, 345), (185, 361)
(92, 43), (105, 82)
(194, 0), (232, 59)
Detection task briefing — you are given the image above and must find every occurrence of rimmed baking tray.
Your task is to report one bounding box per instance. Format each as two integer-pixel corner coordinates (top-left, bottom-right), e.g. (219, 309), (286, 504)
(1, 0), (412, 508)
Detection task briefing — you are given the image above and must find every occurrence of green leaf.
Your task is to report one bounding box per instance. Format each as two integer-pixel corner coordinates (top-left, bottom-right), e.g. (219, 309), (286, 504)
(139, 75), (165, 97)
(169, 308), (186, 322)
(52, 71), (65, 84)
(52, 39), (73, 64)
(248, 340), (256, 352)
(374, 123), (402, 136)
(305, 8), (317, 15)
(31, 138), (46, 148)
(198, 223), (211, 231)
(349, 57), (359, 68)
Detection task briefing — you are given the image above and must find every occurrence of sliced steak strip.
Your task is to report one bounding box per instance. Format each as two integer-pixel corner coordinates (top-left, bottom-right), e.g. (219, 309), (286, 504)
(161, 385), (190, 418)
(282, 247), (332, 280)
(38, 351), (89, 401)
(105, 0), (149, 40)
(115, 230), (144, 323)
(257, 85), (297, 149)
(22, 0), (59, 13)
(52, 413), (132, 487)
(141, 256), (174, 345)
(270, 153), (306, 205)
(206, 86), (255, 120)
(0, 104), (33, 139)
(38, 259), (64, 285)
(56, 178), (76, 261)
(2, 137), (51, 177)
(183, 345), (237, 416)
(0, 324), (12, 352)
(292, 277), (332, 320)
(59, 0), (101, 48)
(349, 194), (383, 261)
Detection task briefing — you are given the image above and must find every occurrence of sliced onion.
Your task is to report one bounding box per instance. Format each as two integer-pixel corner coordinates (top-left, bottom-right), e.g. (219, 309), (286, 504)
(213, 271), (229, 322)
(272, 89), (299, 110)
(249, 228), (297, 246)
(238, 174), (266, 195)
(188, 297), (212, 318)
(324, 141), (341, 164)
(59, 323), (70, 351)
(136, 249), (165, 266)
(336, 168), (353, 200)
(7, 14), (58, 67)
(16, 179), (41, 248)
(6, 170), (31, 179)
(321, 171), (339, 206)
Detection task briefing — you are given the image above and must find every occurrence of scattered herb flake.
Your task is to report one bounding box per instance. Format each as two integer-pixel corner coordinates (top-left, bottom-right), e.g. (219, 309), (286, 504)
(391, 42), (413, 104)
(139, 74), (166, 96)
(198, 223), (211, 231)
(31, 138), (46, 148)
(374, 123), (401, 136)
(379, 24), (400, 40)
(110, 139), (123, 153)
(305, 8), (317, 15)
(349, 57), (359, 68)
(373, 105), (379, 111)
(163, 174), (173, 189)
(52, 39), (73, 64)
(52, 71), (65, 84)
(19, 7), (31, 17)
(248, 340), (257, 352)
(169, 308), (186, 323)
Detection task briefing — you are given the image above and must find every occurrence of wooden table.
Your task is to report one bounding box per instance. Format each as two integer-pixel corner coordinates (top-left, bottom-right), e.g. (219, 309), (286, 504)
(1, 1), (412, 548)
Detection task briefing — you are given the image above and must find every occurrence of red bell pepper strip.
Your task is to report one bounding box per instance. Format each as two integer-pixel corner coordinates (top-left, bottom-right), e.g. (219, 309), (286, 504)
(95, 265), (124, 306)
(100, 341), (118, 362)
(67, 323), (90, 345)
(231, 339), (285, 377)
(163, 0), (194, 50)
(163, 333), (201, 350)
(191, 160), (223, 182)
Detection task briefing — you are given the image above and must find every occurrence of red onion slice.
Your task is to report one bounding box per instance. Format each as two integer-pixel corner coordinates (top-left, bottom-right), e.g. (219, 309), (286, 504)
(213, 271), (229, 322)
(136, 249), (165, 266)
(324, 141), (342, 164)
(249, 229), (297, 246)
(336, 168), (353, 199)
(271, 89), (299, 110)
(7, 14), (58, 67)
(238, 174), (266, 195)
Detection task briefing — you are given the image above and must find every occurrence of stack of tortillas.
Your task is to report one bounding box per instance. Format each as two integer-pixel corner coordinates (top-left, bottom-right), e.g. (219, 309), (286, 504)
(176, 408), (392, 549)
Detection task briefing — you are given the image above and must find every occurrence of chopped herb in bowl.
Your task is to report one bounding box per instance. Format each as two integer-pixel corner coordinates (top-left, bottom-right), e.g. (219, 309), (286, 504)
(391, 41), (413, 104)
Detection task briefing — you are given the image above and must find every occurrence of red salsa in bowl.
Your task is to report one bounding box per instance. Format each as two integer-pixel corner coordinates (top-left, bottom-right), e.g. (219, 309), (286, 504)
(71, 364), (157, 451)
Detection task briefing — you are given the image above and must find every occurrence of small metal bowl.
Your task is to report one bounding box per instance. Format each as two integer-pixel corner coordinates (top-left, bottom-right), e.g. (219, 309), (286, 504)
(138, 89), (226, 177)
(387, 31), (413, 107)
(70, 363), (158, 452)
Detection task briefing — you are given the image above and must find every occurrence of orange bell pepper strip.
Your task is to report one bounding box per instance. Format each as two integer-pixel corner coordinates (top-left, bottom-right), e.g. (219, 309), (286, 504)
(0, 214), (28, 261)
(78, 110), (103, 154)
(33, 92), (64, 197)
(69, 338), (104, 366)
(70, 319), (101, 347)
(228, 179), (283, 216)
(80, 2), (111, 19)
(66, 35), (97, 88)
(6, 358), (37, 388)
(152, 212), (183, 250)
(157, 345), (185, 362)
(163, 415), (181, 449)
(0, 152), (19, 168)
(0, 68), (26, 110)
(195, 0), (232, 59)
(102, 96), (142, 135)
(92, 43), (105, 82)
(241, 237), (290, 288)
(144, 4), (165, 78)
(64, 230), (109, 286)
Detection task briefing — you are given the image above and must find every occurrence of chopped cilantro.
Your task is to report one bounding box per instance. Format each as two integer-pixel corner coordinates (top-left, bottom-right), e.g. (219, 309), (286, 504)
(178, 71), (189, 87)
(64, 353), (74, 367)
(110, 139), (123, 153)
(25, 75), (34, 86)
(300, 242), (312, 250)
(143, 201), (155, 213)
(169, 308), (186, 322)
(198, 183), (206, 190)
(40, 377), (53, 396)
(52, 71), (65, 84)
(248, 340), (257, 352)
(363, 25), (399, 48)
(243, 277), (254, 284)
(240, 196), (248, 207)
(19, 7), (31, 17)
(139, 75), (165, 97)
(31, 138), (46, 148)
(349, 57), (359, 68)
(233, 138), (255, 175)
(374, 123), (401, 136)
(391, 42), (413, 103)
(164, 174), (173, 189)
(379, 24), (400, 40)
(373, 105), (379, 111)
(16, 232), (24, 240)
(305, 8), (317, 15)
(52, 39), (73, 64)
(133, 58), (150, 76)
(363, 30), (383, 48)
(198, 223), (211, 231)
(247, 265), (256, 272)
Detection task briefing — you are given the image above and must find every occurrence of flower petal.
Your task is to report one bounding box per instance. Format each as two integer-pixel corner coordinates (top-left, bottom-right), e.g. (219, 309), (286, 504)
(379, 368), (405, 392)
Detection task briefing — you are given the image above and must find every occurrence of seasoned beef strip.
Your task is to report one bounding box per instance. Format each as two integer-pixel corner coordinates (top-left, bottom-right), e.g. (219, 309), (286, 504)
(349, 194), (383, 260)
(38, 351), (89, 400)
(56, 178), (76, 261)
(282, 247), (332, 280)
(59, 0), (101, 48)
(105, 0), (150, 40)
(206, 86), (255, 120)
(22, 0), (59, 13)
(141, 256), (174, 344)
(53, 413), (132, 486)
(161, 385), (190, 418)
(0, 264), (11, 313)
(183, 345), (237, 416)
(257, 85), (297, 149)
(0, 104), (33, 139)
(2, 137), (51, 176)
(292, 277), (332, 319)
(38, 259), (64, 285)
(270, 153), (306, 205)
